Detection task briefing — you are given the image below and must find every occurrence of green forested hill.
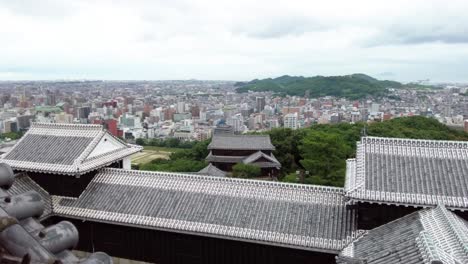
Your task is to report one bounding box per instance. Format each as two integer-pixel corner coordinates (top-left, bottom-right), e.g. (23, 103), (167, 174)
(235, 74), (402, 99)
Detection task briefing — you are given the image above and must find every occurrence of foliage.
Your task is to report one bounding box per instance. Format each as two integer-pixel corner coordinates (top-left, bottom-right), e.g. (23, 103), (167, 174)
(138, 140), (210, 173)
(281, 173), (299, 183)
(267, 128), (306, 176)
(169, 140), (210, 161)
(366, 116), (468, 140)
(299, 131), (353, 186)
(232, 163), (261, 178)
(0, 131), (23, 140)
(135, 137), (198, 149)
(135, 138), (145, 145)
(236, 74), (402, 99)
(270, 116), (468, 187)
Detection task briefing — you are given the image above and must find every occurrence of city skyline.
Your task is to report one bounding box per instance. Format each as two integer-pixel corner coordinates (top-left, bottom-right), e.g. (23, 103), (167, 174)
(1, 0), (468, 82)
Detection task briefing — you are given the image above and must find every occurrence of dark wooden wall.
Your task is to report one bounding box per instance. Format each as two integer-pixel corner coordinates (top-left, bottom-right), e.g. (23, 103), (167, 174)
(356, 202), (468, 230)
(44, 216), (337, 264)
(24, 170), (98, 197)
(211, 162), (235, 171)
(356, 203), (419, 230)
(19, 160), (123, 197)
(454, 210), (468, 221)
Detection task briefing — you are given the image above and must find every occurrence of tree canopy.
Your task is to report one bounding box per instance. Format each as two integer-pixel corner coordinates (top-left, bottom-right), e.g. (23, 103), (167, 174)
(138, 140), (210, 172)
(267, 116), (468, 186)
(136, 137), (199, 149)
(232, 163), (261, 178)
(299, 130), (353, 186)
(0, 131), (23, 140)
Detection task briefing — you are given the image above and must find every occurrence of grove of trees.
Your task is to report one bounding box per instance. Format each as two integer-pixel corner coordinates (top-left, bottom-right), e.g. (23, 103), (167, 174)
(232, 164), (261, 178)
(135, 137), (198, 149)
(138, 140), (209, 172)
(137, 117), (468, 187)
(268, 116), (468, 186)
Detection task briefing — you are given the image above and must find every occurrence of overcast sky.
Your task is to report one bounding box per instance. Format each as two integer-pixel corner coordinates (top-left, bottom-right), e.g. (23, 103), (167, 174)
(1, 0), (468, 82)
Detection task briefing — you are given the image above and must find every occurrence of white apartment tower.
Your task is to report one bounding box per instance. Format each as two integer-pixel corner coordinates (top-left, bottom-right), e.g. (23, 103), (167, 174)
(284, 112), (299, 129)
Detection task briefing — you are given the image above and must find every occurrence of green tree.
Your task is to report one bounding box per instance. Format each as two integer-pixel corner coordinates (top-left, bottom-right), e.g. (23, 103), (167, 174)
(139, 140), (211, 173)
(135, 138), (146, 146)
(232, 163), (261, 178)
(0, 131), (23, 140)
(282, 173), (299, 183)
(165, 138), (181, 148)
(299, 130), (353, 186)
(267, 128), (306, 177)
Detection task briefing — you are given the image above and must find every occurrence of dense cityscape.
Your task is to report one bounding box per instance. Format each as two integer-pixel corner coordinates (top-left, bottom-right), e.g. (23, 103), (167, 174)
(0, 79), (466, 144)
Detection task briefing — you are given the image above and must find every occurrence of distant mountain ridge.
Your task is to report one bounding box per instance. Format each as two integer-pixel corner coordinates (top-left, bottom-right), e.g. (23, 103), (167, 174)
(235, 74), (403, 99)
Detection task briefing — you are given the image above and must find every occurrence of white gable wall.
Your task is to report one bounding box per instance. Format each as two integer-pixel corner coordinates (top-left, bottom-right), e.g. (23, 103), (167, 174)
(123, 157), (131, 169)
(87, 134), (126, 159)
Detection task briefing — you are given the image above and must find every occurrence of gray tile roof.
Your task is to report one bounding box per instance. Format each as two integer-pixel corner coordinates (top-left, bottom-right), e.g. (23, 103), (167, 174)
(206, 152), (246, 163)
(53, 168), (360, 253)
(5, 134), (93, 165)
(345, 137), (468, 210)
(338, 205), (468, 264)
(243, 151), (281, 167)
(206, 151), (281, 168)
(197, 164), (227, 177)
(0, 163), (112, 264)
(1, 122), (142, 175)
(208, 134), (275, 150)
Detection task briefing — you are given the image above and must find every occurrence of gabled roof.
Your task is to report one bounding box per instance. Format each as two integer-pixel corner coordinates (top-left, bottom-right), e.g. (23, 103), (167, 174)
(206, 151), (282, 168)
(208, 134), (275, 150)
(337, 205), (468, 264)
(53, 168), (360, 253)
(1, 122), (142, 175)
(197, 163), (227, 177)
(243, 151), (281, 167)
(345, 137), (468, 210)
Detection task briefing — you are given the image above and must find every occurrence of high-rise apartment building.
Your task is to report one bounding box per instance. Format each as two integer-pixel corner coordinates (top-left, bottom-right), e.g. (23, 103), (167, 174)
(256, 97), (265, 112)
(283, 112), (298, 129)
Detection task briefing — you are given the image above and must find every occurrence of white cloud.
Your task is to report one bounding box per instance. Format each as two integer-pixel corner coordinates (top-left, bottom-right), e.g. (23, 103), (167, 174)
(0, 0), (468, 81)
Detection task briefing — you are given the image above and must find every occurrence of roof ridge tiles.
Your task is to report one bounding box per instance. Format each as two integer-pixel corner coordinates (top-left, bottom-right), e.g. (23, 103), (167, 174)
(339, 206), (468, 263)
(417, 205), (468, 263)
(346, 137), (468, 210)
(31, 122), (103, 131)
(208, 134), (275, 150)
(362, 136), (468, 149)
(52, 203), (359, 252)
(98, 168), (345, 194)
